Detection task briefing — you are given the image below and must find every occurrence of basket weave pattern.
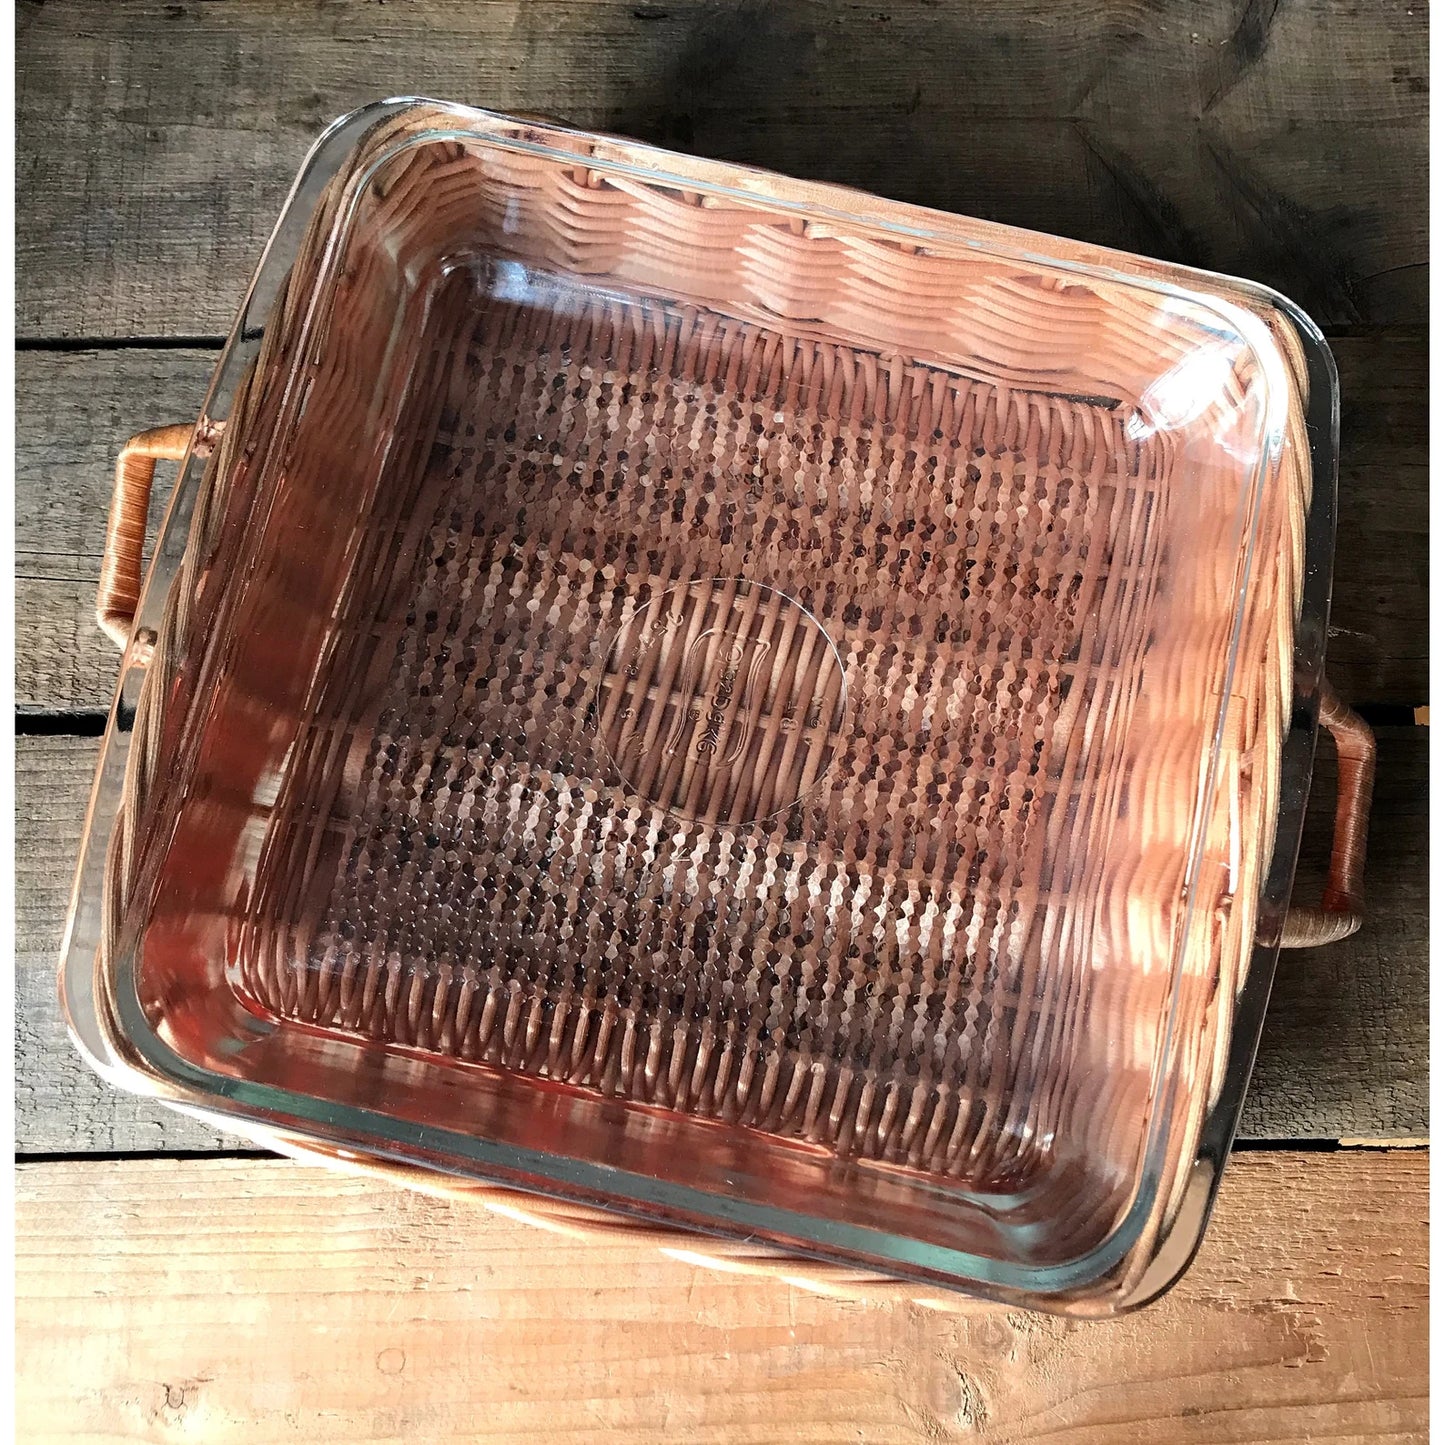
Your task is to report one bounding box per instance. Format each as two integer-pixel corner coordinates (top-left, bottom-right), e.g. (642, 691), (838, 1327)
(101, 108), (1311, 1300)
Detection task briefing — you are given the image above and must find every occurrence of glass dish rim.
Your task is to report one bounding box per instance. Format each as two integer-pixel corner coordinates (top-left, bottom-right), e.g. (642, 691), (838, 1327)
(59, 95), (1340, 1311)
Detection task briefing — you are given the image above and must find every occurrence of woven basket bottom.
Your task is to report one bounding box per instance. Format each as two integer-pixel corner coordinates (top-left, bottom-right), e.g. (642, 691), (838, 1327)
(233, 275), (1169, 1193)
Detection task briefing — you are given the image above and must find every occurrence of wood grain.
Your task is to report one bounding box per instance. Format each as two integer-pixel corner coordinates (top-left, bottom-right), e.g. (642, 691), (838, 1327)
(17, 729), (1427, 1154)
(12, 4), (1429, 1433)
(14, 1150), (1428, 1443)
(16, 735), (233, 1154)
(15, 332), (1427, 712)
(16, 0), (1425, 339)
(1253, 722), (1428, 1141)
(1329, 330), (1428, 706)
(16, 346), (217, 713)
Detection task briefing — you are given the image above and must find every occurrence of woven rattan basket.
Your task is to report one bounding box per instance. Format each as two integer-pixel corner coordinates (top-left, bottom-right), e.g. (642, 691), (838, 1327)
(63, 100), (1372, 1315)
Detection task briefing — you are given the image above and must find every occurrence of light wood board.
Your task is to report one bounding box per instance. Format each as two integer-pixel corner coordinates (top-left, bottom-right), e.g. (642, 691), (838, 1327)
(15, 1151), (1428, 1443)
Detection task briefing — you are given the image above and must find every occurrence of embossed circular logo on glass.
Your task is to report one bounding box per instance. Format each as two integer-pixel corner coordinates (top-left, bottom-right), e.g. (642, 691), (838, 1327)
(596, 579), (846, 825)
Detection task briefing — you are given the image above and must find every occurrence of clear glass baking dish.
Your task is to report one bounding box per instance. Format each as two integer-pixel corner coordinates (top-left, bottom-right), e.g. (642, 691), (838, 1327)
(60, 98), (1362, 1315)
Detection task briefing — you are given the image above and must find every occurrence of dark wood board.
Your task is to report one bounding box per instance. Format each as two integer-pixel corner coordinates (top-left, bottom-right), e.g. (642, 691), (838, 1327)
(1329, 329), (1429, 707)
(17, 0), (1426, 339)
(16, 728), (1426, 1155)
(16, 333), (1427, 713)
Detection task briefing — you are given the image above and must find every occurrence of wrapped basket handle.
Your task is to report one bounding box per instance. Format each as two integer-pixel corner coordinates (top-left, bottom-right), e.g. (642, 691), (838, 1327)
(1280, 679), (1375, 948)
(98, 423), (220, 649)
(97, 424), (194, 648)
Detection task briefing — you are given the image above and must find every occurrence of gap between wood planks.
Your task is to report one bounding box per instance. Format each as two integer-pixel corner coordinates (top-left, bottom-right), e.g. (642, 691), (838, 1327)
(14, 1139), (1426, 1168)
(13, 322), (1419, 352)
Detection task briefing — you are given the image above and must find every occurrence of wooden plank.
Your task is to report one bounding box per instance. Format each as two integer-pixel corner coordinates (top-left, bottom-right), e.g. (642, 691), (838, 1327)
(17, 0), (1425, 338)
(1329, 330), (1429, 706)
(1249, 723), (1428, 1140)
(15, 332), (1428, 712)
(16, 346), (217, 713)
(15, 730), (1428, 1153)
(14, 1151), (1428, 1443)
(15, 736), (233, 1153)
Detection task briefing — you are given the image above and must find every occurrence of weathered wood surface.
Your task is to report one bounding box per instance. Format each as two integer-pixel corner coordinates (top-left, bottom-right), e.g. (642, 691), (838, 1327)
(15, 1151), (1428, 1443)
(17, 0), (1426, 340)
(16, 332), (1428, 713)
(1328, 328), (1428, 706)
(12, 4), (1430, 1435)
(1250, 721), (1428, 1142)
(15, 736), (234, 1154)
(16, 347), (216, 714)
(17, 728), (1427, 1155)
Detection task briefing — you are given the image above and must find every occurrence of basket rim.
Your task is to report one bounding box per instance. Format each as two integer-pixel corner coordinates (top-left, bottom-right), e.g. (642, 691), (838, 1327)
(59, 96), (1341, 1315)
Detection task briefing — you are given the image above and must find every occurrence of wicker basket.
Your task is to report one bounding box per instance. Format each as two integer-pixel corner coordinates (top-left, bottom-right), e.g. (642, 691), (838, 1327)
(70, 101), (1371, 1315)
